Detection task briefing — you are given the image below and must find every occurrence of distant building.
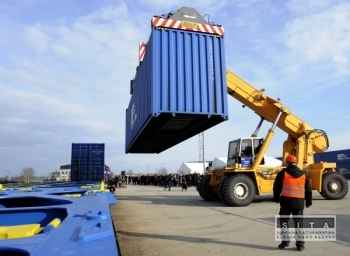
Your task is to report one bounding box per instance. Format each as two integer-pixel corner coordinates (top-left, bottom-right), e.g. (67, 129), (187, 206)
(105, 165), (111, 176)
(48, 165), (71, 181)
(48, 171), (60, 181)
(59, 164), (71, 181)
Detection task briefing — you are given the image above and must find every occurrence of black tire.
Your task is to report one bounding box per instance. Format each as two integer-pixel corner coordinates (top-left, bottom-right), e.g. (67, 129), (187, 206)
(217, 176), (229, 204)
(198, 175), (209, 200)
(222, 174), (255, 207)
(320, 172), (348, 200)
(110, 187), (116, 193)
(198, 175), (219, 201)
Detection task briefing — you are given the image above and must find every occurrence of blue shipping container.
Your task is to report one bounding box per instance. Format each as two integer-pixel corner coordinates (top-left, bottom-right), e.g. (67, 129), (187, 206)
(337, 164), (350, 179)
(126, 21), (228, 153)
(314, 149), (350, 179)
(71, 143), (105, 181)
(278, 150), (350, 175)
(314, 149), (350, 165)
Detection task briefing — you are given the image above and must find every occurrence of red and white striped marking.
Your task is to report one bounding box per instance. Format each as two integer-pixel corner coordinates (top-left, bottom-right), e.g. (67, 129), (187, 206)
(139, 42), (146, 62)
(151, 17), (224, 36)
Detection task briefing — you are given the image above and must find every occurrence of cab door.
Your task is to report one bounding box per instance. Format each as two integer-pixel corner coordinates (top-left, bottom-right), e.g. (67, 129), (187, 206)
(227, 138), (265, 167)
(240, 139), (253, 167)
(252, 138), (265, 165)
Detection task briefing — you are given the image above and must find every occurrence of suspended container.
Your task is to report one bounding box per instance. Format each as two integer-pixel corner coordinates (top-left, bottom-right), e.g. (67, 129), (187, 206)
(126, 7), (228, 153)
(71, 143), (105, 181)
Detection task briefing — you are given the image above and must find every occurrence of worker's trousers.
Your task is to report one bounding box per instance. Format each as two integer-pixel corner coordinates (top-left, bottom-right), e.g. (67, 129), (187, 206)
(279, 207), (305, 246)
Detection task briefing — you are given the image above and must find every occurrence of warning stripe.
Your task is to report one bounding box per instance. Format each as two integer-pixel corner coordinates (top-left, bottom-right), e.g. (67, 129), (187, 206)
(151, 17), (224, 36)
(139, 42), (146, 62)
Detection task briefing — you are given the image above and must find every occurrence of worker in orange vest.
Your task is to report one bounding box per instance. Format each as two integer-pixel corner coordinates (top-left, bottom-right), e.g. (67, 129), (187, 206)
(273, 154), (312, 251)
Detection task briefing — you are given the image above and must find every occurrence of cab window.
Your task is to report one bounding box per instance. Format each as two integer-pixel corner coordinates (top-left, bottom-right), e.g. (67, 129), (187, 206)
(241, 139), (253, 157)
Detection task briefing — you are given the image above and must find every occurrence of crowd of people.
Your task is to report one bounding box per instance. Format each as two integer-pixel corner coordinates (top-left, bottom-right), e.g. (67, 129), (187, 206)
(107, 173), (204, 190)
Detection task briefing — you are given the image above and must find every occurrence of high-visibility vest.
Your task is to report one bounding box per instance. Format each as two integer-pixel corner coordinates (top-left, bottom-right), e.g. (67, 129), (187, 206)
(281, 172), (306, 198)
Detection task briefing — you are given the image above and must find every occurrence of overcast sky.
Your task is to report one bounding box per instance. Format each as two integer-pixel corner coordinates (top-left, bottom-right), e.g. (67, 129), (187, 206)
(1, 0), (349, 177)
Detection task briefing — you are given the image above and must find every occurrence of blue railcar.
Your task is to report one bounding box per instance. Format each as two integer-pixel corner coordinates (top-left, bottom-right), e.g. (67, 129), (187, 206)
(71, 143), (105, 181)
(125, 7), (228, 153)
(277, 149), (350, 178)
(314, 149), (350, 178)
(336, 164), (350, 179)
(0, 181), (119, 255)
(314, 149), (350, 165)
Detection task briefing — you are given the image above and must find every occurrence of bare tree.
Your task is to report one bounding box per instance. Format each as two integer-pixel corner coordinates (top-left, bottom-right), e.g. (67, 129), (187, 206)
(157, 167), (168, 175)
(20, 167), (35, 182)
(126, 169), (134, 175)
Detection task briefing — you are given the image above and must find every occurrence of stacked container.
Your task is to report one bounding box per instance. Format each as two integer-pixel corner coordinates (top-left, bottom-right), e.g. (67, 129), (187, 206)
(71, 143), (105, 181)
(125, 7), (229, 154)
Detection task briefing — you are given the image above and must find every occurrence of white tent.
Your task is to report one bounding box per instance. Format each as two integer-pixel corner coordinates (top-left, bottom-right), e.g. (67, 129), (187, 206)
(209, 156), (282, 170)
(177, 162), (209, 174)
(177, 156), (282, 175)
(210, 157), (227, 170)
(264, 156), (282, 166)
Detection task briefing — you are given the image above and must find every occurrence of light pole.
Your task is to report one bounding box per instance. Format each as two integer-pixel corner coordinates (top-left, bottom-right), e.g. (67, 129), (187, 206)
(202, 132), (205, 173)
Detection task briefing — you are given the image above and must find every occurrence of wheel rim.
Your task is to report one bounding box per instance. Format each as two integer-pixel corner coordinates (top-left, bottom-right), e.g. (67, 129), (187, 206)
(234, 182), (248, 199)
(328, 179), (342, 193)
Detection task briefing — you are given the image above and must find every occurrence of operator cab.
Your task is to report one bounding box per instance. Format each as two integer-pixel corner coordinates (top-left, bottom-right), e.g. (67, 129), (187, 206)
(227, 137), (265, 167)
